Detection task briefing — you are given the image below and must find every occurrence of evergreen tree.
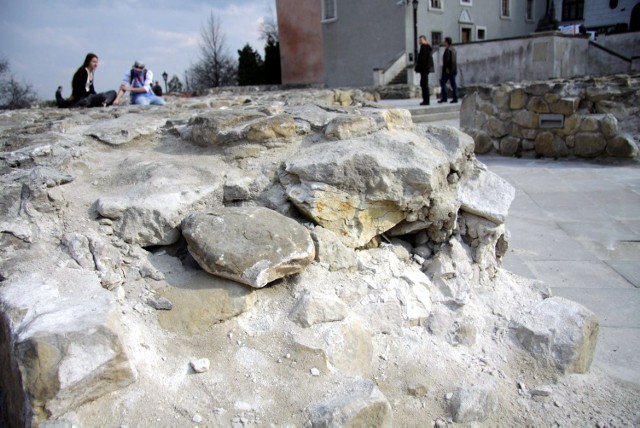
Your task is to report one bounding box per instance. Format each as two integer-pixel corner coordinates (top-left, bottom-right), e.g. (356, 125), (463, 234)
(263, 36), (281, 85)
(237, 44), (264, 86)
(168, 75), (183, 93)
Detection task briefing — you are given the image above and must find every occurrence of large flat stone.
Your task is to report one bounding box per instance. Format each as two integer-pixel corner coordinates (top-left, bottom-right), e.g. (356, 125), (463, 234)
(281, 130), (451, 247)
(0, 269), (136, 425)
(95, 160), (223, 246)
(182, 206), (315, 288)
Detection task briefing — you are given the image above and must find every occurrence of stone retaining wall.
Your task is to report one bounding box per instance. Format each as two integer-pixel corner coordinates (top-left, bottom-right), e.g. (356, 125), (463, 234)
(460, 74), (640, 159)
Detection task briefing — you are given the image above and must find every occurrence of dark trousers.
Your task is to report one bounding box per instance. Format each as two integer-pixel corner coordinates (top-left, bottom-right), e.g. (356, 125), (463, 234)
(440, 73), (458, 101)
(420, 72), (430, 104)
(70, 90), (117, 108)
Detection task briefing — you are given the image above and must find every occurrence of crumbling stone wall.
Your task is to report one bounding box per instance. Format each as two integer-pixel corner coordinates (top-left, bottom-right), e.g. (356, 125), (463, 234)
(461, 73), (640, 159)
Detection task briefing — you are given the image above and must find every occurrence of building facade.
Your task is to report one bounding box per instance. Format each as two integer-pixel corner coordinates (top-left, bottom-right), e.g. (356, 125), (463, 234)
(276, 0), (640, 87)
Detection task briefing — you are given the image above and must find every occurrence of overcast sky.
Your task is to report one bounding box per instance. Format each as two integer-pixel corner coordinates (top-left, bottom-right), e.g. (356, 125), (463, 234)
(0, 0), (276, 99)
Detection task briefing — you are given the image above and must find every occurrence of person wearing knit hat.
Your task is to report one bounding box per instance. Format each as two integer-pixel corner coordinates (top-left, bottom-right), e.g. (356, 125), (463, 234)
(113, 60), (165, 105)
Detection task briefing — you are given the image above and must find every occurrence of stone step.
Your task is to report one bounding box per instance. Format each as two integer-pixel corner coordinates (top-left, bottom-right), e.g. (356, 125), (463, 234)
(410, 103), (461, 116)
(412, 110), (460, 123)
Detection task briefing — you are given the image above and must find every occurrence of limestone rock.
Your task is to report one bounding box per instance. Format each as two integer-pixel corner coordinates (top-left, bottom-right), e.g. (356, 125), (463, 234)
(181, 207), (315, 288)
(284, 104), (338, 130)
(513, 110), (538, 129)
(157, 270), (256, 335)
(509, 88), (526, 110)
(579, 116), (600, 133)
(606, 134), (639, 158)
(600, 114), (619, 139)
(550, 97), (580, 115)
(527, 97), (549, 113)
(0, 269), (136, 425)
(281, 130), (450, 248)
(449, 379), (499, 423)
(146, 296), (173, 310)
(423, 125), (476, 173)
(459, 212), (508, 272)
(324, 115), (377, 140)
(223, 170), (271, 203)
(500, 136), (521, 156)
(376, 108), (414, 129)
(535, 132), (568, 158)
(574, 133), (606, 158)
(289, 291), (349, 327)
(307, 379), (392, 428)
(510, 296), (599, 374)
(352, 246), (432, 329)
(457, 161), (515, 224)
(190, 358), (210, 373)
(459, 92), (478, 129)
(294, 317), (373, 374)
(187, 110), (266, 146)
(85, 114), (166, 146)
(424, 238), (475, 305)
(464, 129), (492, 154)
(246, 113), (297, 142)
(310, 226), (358, 272)
(95, 161), (223, 246)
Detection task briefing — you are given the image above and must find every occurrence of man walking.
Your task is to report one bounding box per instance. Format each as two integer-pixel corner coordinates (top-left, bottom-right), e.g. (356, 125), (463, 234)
(438, 37), (458, 104)
(415, 35), (434, 106)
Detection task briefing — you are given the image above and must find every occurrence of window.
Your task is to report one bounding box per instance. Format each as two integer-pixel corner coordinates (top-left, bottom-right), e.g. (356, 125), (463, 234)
(321, 0), (337, 22)
(461, 27), (472, 43)
(476, 26), (487, 40)
(460, 0), (472, 5)
(526, 0), (534, 21)
(429, 0), (443, 11)
(501, 0), (511, 18)
(431, 31), (443, 46)
(562, 0), (584, 21)
(609, 0), (618, 8)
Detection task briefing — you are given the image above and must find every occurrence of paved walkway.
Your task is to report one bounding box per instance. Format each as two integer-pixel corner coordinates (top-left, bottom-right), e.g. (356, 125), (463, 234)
(483, 155), (640, 385)
(384, 98), (640, 385)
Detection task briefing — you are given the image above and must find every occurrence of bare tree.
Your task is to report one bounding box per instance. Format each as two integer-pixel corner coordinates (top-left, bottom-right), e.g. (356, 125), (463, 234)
(259, 5), (279, 43)
(0, 58), (37, 109)
(190, 12), (237, 89)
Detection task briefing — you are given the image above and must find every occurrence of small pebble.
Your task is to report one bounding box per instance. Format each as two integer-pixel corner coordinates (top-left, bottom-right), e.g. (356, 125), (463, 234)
(310, 367), (320, 376)
(192, 414), (202, 423)
(190, 358), (210, 373)
(445, 392), (453, 400)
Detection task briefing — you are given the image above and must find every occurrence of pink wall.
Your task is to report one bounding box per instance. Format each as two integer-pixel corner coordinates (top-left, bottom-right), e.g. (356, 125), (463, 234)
(276, 0), (325, 85)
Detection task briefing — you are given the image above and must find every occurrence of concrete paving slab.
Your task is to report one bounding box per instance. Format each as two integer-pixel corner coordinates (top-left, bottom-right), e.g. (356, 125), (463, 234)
(605, 260), (640, 288)
(574, 239), (640, 262)
(582, 190), (640, 221)
(500, 252), (536, 279)
(556, 221), (640, 246)
(527, 260), (635, 289)
(592, 326), (640, 385)
(526, 191), (613, 222)
(504, 218), (599, 261)
(552, 287), (640, 328)
(506, 190), (551, 220)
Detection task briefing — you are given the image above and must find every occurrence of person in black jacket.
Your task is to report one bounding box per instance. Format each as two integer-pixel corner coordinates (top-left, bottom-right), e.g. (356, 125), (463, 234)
(414, 35), (434, 106)
(438, 37), (458, 104)
(63, 53), (116, 108)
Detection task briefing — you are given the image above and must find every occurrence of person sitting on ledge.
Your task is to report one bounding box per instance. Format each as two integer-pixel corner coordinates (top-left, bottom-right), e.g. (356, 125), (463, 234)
(113, 61), (166, 106)
(57, 53), (117, 108)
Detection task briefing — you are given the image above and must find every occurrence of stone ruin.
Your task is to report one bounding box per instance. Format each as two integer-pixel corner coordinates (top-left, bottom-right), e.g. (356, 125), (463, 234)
(461, 73), (640, 159)
(0, 86), (633, 427)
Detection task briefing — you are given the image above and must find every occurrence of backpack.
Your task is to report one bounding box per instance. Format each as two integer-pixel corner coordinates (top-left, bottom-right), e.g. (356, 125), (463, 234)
(129, 69), (148, 88)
